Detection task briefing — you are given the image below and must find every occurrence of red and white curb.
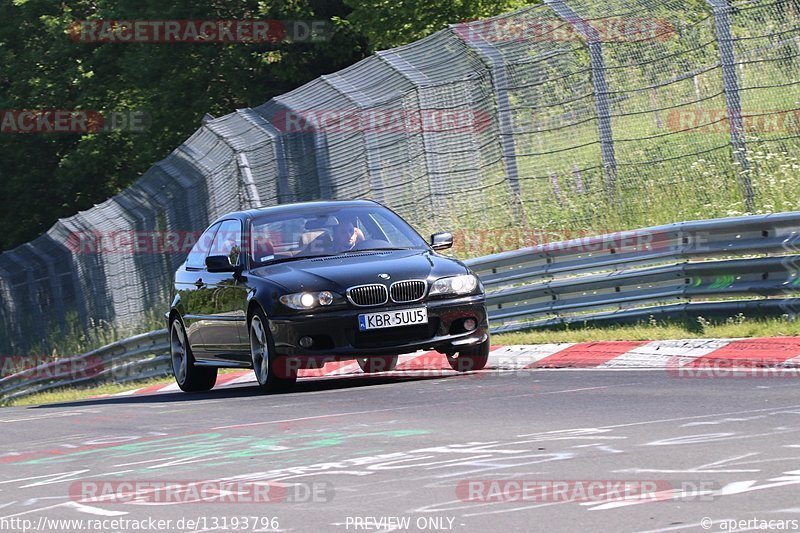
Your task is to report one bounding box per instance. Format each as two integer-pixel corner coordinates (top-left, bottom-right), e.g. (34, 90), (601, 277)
(103, 337), (800, 397)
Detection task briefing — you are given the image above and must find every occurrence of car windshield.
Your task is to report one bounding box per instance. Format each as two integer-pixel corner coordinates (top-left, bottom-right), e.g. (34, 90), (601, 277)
(248, 205), (429, 267)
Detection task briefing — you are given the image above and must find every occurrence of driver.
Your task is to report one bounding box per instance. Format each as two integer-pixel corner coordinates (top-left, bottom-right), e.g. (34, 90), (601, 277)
(332, 220), (365, 251)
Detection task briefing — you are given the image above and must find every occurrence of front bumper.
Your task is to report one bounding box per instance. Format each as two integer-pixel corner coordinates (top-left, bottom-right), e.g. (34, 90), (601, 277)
(269, 294), (488, 358)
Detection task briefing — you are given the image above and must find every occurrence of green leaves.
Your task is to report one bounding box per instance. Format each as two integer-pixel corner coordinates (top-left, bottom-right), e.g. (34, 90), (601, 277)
(0, 0), (365, 250)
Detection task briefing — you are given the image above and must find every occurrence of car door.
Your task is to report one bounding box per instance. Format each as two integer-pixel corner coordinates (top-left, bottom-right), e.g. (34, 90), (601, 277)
(178, 222), (221, 360)
(201, 219), (250, 362)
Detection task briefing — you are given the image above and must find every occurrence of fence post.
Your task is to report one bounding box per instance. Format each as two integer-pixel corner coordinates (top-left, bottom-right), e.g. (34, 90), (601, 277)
(236, 153), (262, 209)
(28, 244), (67, 332)
(321, 75), (385, 203)
(544, 0), (618, 203)
(238, 109), (292, 204)
(451, 24), (526, 226)
(376, 50), (442, 216)
(706, 0), (755, 212)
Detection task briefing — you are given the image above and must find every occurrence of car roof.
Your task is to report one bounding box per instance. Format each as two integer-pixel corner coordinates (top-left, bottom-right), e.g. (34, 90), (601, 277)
(210, 199), (384, 225)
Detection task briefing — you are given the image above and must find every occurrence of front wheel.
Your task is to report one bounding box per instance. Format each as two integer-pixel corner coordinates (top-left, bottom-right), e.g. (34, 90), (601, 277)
(170, 319), (217, 392)
(446, 337), (490, 372)
(357, 355), (399, 373)
(249, 309), (297, 392)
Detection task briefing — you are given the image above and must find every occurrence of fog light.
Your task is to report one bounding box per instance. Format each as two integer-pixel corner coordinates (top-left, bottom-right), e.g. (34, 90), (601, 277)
(299, 336), (314, 349)
(463, 318), (477, 331)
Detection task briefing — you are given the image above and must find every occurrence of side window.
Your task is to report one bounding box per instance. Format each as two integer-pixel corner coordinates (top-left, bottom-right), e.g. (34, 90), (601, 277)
(186, 223), (221, 269)
(209, 220), (242, 266)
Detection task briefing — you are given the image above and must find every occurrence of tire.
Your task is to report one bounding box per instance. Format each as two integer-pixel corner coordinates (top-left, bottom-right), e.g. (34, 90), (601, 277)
(249, 308), (297, 392)
(446, 337), (490, 372)
(170, 319), (217, 392)
(356, 355), (399, 373)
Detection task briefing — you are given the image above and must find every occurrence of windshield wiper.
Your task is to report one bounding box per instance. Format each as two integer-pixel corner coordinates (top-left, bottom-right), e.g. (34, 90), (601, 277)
(338, 247), (413, 254)
(257, 254), (333, 266)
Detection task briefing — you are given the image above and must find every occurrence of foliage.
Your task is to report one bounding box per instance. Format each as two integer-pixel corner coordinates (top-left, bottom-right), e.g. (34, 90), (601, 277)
(0, 0), (369, 250)
(343, 0), (532, 51)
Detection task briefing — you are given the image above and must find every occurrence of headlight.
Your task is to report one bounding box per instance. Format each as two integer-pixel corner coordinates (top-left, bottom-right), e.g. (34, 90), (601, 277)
(429, 274), (479, 296)
(280, 291), (339, 310)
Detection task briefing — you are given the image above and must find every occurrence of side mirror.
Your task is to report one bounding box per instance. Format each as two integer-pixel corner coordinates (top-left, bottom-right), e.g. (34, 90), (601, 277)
(430, 232), (453, 251)
(205, 255), (236, 273)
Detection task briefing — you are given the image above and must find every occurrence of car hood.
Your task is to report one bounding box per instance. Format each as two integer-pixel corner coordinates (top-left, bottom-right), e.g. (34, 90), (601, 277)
(250, 249), (469, 293)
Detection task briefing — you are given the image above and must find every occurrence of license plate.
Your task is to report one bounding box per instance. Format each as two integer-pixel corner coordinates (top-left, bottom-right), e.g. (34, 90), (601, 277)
(358, 307), (428, 331)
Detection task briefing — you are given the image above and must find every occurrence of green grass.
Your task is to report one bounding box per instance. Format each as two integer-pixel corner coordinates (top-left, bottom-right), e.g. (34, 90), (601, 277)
(3, 376), (171, 407)
(19, 309), (167, 366)
(2, 367), (250, 408)
(437, 9), (800, 260)
(493, 315), (800, 344)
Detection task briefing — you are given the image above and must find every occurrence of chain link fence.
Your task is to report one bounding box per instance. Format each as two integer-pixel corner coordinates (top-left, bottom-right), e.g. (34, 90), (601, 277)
(1, 0), (799, 352)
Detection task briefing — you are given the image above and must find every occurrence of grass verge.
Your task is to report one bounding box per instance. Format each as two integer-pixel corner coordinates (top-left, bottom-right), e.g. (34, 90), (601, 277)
(493, 316), (800, 344)
(3, 376), (171, 407)
(3, 367), (249, 408)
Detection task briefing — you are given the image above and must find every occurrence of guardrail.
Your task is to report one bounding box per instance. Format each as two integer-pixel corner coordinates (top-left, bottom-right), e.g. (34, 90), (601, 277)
(2, 212), (799, 403)
(465, 212), (800, 332)
(0, 329), (170, 404)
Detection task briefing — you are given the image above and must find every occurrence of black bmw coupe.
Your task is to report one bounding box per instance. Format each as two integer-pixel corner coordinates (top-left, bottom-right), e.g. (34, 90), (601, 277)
(166, 200), (489, 392)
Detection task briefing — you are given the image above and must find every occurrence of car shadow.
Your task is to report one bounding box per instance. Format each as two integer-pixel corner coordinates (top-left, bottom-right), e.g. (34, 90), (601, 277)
(26, 372), (469, 409)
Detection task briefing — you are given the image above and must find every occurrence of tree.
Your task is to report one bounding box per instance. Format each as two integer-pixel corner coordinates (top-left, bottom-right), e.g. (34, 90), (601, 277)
(0, 0), (367, 250)
(343, 0), (531, 51)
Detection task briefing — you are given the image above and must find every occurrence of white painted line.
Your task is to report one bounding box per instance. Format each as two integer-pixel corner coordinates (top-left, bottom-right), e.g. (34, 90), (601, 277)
(0, 411), (94, 423)
(211, 406), (415, 430)
(111, 387), (146, 397)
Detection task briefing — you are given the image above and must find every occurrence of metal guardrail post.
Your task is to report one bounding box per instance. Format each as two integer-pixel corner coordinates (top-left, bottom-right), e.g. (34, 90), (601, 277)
(544, 0), (618, 202)
(706, 0), (755, 212)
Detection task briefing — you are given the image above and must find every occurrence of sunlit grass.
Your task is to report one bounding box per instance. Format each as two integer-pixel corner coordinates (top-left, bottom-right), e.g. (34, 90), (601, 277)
(4, 376), (170, 407)
(494, 315), (800, 344)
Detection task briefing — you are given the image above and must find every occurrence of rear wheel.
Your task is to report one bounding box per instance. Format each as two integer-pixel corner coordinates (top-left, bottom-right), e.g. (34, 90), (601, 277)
(446, 337), (490, 372)
(170, 319), (217, 392)
(249, 308), (297, 392)
(357, 355), (399, 373)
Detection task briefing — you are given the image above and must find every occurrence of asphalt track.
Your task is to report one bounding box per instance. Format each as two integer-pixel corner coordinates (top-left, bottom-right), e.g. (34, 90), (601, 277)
(3, 365), (800, 533)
